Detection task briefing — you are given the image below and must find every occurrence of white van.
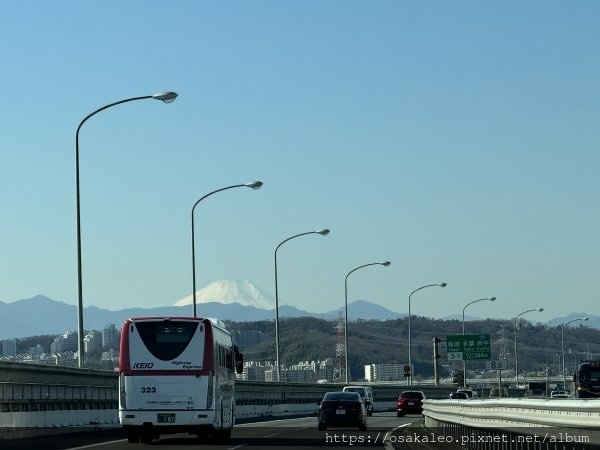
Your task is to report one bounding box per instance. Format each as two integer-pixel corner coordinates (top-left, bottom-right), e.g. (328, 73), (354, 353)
(456, 388), (478, 398)
(342, 385), (374, 416)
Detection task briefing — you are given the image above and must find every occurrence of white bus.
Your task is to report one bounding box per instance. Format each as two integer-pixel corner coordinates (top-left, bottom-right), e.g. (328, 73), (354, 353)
(118, 316), (243, 444)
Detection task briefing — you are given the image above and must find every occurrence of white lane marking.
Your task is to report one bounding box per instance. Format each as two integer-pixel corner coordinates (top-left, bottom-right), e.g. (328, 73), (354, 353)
(384, 422), (411, 450)
(65, 439), (127, 450)
(236, 416), (314, 426)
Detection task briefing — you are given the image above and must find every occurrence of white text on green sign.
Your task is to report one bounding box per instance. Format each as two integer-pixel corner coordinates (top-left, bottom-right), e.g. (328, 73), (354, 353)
(446, 334), (491, 361)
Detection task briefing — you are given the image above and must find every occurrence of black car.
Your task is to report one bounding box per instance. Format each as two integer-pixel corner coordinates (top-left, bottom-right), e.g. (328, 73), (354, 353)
(317, 391), (367, 431)
(449, 391), (469, 399)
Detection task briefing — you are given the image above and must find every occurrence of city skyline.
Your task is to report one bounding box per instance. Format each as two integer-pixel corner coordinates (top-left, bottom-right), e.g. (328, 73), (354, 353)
(1, 2), (599, 325)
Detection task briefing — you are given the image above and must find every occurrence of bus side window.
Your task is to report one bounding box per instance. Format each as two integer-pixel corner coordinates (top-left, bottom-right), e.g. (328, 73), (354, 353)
(226, 347), (233, 370)
(216, 344), (222, 368)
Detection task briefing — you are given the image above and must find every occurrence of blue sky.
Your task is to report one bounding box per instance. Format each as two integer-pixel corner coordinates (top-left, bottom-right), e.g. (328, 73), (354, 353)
(1, 1), (599, 326)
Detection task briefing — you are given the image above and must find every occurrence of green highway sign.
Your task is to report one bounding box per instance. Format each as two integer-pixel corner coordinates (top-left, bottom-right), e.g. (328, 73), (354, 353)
(446, 334), (491, 361)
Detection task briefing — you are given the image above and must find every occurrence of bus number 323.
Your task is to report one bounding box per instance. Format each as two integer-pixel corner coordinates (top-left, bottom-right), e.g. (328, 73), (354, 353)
(141, 387), (157, 393)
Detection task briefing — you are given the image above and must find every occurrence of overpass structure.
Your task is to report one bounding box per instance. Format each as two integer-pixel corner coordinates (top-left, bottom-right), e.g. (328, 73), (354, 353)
(1, 361), (599, 448)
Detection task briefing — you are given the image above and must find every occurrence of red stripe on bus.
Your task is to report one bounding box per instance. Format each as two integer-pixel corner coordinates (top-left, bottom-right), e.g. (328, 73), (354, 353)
(204, 322), (215, 372)
(122, 369), (209, 376)
(119, 320), (131, 372)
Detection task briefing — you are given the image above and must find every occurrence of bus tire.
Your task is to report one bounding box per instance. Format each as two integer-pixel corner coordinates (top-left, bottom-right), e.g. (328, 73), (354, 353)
(127, 430), (141, 443)
(221, 428), (232, 440)
(141, 432), (153, 444)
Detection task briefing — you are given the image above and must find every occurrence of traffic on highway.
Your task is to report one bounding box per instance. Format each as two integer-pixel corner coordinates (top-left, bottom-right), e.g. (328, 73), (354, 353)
(5, 414), (462, 450)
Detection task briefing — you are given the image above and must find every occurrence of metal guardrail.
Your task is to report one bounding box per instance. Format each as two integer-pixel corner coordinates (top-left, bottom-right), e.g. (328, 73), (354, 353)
(423, 398), (600, 449)
(427, 398), (600, 428)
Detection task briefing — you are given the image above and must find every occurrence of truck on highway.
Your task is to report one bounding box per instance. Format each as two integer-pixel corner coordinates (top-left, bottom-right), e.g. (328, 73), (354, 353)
(573, 360), (600, 398)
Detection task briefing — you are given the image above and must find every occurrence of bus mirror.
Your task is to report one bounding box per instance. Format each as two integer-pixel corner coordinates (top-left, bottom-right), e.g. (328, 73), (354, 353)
(235, 349), (244, 374)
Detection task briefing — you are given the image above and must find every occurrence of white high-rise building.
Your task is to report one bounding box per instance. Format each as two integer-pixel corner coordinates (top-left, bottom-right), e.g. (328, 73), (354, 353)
(2, 339), (17, 356)
(102, 324), (119, 348)
(50, 331), (78, 353)
(364, 363), (406, 382)
(84, 330), (102, 354)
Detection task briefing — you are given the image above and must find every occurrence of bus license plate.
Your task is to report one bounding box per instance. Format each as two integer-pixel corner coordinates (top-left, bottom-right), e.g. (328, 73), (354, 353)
(157, 413), (176, 423)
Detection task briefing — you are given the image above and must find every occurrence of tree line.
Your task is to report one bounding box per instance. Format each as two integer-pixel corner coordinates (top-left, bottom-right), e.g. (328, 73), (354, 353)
(227, 316), (599, 380)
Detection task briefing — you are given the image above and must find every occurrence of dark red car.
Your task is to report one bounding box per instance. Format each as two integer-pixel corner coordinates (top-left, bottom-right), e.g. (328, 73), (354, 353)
(396, 390), (426, 417)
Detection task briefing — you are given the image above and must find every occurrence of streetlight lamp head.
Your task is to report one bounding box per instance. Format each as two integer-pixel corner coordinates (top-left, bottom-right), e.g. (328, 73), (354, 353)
(537, 308), (544, 312)
(490, 297), (496, 301)
(316, 229), (330, 236)
(381, 261), (391, 267)
(245, 181), (263, 190)
(152, 91), (178, 103)
(440, 282), (447, 288)
(583, 317), (589, 321)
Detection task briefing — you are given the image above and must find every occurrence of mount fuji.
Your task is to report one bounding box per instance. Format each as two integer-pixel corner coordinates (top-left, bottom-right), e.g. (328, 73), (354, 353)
(174, 280), (274, 309)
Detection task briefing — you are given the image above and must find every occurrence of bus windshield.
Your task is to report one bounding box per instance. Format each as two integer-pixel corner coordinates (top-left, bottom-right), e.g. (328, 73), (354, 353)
(136, 321), (199, 361)
(579, 367), (600, 383)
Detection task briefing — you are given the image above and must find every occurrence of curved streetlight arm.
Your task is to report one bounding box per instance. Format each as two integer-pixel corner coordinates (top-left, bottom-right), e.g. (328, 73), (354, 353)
(275, 230), (329, 255)
(409, 283), (447, 307)
(562, 317), (589, 328)
(512, 307), (543, 386)
(407, 282), (446, 385)
(561, 317), (588, 389)
(344, 261), (391, 383)
(191, 181), (263, 317)
(408, 282), (447, 319)
(75, 92), (177, 369)
(345, 261), (391, 283)
(461, 296), (496, 388)
(462, 297), (496, 334)
(192, 184), (249, 213)
(514, 308), (543, 322)
(77, 96), (151, 137)
(274, 229), (330, 382)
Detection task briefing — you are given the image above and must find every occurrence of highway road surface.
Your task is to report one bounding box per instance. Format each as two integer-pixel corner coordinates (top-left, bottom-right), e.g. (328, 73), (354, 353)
(4, 413), (462, 450)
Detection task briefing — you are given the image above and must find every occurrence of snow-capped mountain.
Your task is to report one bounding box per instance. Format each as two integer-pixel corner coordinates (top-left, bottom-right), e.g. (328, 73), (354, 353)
(1, 287), (599, 339)
(174, 279), (274, 310)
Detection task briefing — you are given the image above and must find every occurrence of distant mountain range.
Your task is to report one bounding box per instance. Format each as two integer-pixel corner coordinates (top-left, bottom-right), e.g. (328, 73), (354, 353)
(0, 280), (598, 340)
(0, 296), (401, 340)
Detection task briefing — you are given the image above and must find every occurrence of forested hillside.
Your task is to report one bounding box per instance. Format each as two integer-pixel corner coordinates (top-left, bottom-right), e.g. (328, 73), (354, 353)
(227, 316), (599, 380)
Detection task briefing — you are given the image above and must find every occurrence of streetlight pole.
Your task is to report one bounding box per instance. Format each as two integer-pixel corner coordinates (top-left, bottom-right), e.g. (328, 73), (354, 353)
(75, 91), (177, 368)
(407, 282), (447, 385)
(462, 297), (496, 388)
(344, 261), (391, 384)
(561, 317), (588, 390)
(274, 229), (330, 382)
(191, 181), (263, 318)
(513, 307), (543, 387)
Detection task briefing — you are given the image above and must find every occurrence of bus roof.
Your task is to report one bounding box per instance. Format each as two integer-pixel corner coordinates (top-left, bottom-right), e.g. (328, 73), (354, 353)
(124, 316), (228, 330)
